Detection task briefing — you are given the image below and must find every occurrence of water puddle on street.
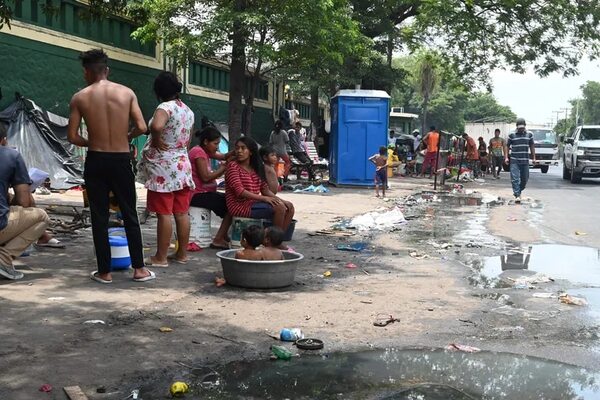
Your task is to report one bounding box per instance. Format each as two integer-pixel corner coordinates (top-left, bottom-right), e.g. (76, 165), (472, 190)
(477, 244), (600, 287)
(174, 349), (600, 399)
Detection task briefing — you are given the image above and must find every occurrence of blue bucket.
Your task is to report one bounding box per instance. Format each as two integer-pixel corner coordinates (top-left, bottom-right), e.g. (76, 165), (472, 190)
(109, 228), (131, 270)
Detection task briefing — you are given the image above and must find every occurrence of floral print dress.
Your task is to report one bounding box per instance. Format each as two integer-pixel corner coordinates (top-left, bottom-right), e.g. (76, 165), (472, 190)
(137, 99), (195, 193)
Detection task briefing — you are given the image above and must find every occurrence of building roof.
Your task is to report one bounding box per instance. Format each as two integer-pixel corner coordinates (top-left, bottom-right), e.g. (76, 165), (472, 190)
(333, 89), (391, 99)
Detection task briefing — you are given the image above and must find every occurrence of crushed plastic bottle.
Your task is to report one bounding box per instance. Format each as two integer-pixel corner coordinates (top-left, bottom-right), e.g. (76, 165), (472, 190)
(271, 345), (293, 360)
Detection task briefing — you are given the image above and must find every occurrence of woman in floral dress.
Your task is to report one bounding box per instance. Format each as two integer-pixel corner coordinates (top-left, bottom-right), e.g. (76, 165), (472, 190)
(137, 71), (195, 266)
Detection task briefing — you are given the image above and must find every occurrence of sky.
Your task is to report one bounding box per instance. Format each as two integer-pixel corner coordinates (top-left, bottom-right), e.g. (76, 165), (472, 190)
(491, 58), (600, 127)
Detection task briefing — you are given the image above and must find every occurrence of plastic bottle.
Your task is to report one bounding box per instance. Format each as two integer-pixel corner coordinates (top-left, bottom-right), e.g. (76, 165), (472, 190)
(271, 345), (293, 360)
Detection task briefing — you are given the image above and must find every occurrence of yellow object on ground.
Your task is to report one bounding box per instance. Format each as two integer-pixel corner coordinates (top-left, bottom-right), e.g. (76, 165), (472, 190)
(170, 381), (189, 396)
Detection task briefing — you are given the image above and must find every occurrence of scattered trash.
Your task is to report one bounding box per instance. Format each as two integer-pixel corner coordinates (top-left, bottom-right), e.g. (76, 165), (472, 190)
(47, 297), (66, 301)
(323, 271), (332, 277)
(83, 320), (105, 325)
(559, 293), (588, 306)
(348, 208), (406, 231)
(345, 262), (358, 269)
(280, 328), (304, 342)
(409, 250), (430, 260)
(159, 327), (173, 333)
(507, 273), (554, 288)
(337, 242), (368, 252)
(474, 178), (486, 183)
(575, 231), (587, 236)
(445, 343), (481, 353)
(293, 184), (330, 193)
(215, 277), (226, 287)
(304, 315), (312, 321)
(295, 338), (324, 350)
(308, 229), (356, 237)
(532, 293), (556, 299)
(507, 216), (518, 221)
(96, 386), (106, 393)
(373, 314), (400, 327)
(431, 242), (451, 249)
(170, 381), (189, 397)
(39, 384), (53, 392)
(361, 269), (370, 276)
(271, 345), (293, 360)
(360, 300), (373, 304)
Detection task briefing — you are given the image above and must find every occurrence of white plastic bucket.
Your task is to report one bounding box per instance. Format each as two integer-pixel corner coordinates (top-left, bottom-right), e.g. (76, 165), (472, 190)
(189, 207), (212, 248)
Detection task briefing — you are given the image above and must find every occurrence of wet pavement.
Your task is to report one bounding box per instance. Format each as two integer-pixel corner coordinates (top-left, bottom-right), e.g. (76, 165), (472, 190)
(140, 348), (600, 399)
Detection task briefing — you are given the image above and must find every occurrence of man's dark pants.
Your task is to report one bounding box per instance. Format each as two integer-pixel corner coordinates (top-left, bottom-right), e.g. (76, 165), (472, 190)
(292, 151), (315, 180)
(84, 151), (144, 274)
(492, 156), (504, 177)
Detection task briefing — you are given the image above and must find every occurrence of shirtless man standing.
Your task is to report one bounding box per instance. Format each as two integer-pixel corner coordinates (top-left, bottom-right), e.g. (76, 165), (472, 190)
(67, 49), (154, 284)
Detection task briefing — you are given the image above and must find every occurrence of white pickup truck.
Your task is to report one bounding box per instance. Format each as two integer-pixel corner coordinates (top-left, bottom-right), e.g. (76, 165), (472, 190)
(562, 125), (600, 183)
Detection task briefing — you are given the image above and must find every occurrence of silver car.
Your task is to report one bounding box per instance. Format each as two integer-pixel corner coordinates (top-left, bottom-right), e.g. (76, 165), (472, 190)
(563, 125), (600, 183)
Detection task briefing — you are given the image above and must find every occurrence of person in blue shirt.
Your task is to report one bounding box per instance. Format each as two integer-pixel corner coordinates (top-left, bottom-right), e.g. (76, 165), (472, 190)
(0, 124), (50, 280)
(505, 118), (536, 204)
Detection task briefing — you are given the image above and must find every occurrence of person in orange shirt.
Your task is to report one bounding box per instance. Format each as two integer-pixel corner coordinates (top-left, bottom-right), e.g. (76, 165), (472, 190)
(461, 133), (480, 176)
(420, 126), (440, 178)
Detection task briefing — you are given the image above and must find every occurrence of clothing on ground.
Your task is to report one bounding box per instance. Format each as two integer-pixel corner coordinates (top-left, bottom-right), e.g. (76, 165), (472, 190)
(137, 99), (195, 192)
(0, 147), (31, 230)
(225, 161), (268, 218)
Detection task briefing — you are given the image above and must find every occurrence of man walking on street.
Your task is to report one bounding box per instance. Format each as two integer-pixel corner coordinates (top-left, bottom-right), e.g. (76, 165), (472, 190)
(67, 49), (155, 283)
(505, 118), (536, 204)
(488, 128), (506, 179)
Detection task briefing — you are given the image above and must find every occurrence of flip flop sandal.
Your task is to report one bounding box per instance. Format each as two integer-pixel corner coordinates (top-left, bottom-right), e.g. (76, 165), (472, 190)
(90, 271), (112, 284)
(36, 238), (66, 248)
(144, 257), (169, 267)
(133, 270), (156, 282)
(209, 243), (230, 250)
(167, 255), (188, 264)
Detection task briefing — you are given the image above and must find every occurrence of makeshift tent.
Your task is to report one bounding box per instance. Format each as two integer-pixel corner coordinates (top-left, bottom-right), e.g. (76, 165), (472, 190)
(0, 95), (84, 189)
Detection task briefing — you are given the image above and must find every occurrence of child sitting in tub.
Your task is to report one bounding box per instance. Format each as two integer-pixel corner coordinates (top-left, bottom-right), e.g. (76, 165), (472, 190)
(262, 226), (285, 260)
(235, 225), (265, 260)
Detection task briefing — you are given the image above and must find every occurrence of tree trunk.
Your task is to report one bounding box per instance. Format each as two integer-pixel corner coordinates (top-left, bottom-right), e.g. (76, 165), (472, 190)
(310, 85), (320, 142)
(227, 0), (247, 148)
(243, 75), (257, 137)
(421, 96), (428, 135)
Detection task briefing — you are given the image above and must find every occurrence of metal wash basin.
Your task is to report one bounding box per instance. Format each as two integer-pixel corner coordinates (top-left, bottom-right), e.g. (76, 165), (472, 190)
(216, 250), (304, 289)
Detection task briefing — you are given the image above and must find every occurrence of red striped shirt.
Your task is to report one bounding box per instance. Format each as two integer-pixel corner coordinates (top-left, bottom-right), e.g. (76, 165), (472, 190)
(225, 161), (267, 217)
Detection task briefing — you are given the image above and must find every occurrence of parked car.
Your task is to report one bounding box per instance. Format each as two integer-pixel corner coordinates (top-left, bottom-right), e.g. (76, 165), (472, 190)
(562, 125), (600, 183)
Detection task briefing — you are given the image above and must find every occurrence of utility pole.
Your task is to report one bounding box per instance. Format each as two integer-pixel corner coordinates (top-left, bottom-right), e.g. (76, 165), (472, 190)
(560, 107), (571, 136)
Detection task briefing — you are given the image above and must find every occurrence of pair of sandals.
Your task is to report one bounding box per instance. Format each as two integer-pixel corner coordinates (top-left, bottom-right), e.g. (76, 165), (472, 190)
(90, 270), (155, 284)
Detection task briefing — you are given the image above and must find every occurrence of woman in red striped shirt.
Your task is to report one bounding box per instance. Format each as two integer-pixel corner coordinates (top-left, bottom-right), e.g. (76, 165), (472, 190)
(225, 137), (294, 231)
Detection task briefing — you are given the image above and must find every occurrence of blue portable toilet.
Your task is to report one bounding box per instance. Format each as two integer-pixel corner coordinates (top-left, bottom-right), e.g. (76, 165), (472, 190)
(329, 89), (391, 186)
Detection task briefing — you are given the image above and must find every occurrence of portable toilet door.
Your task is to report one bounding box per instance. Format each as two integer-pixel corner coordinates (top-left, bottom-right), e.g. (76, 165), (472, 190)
(329, 89), (391, 186)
